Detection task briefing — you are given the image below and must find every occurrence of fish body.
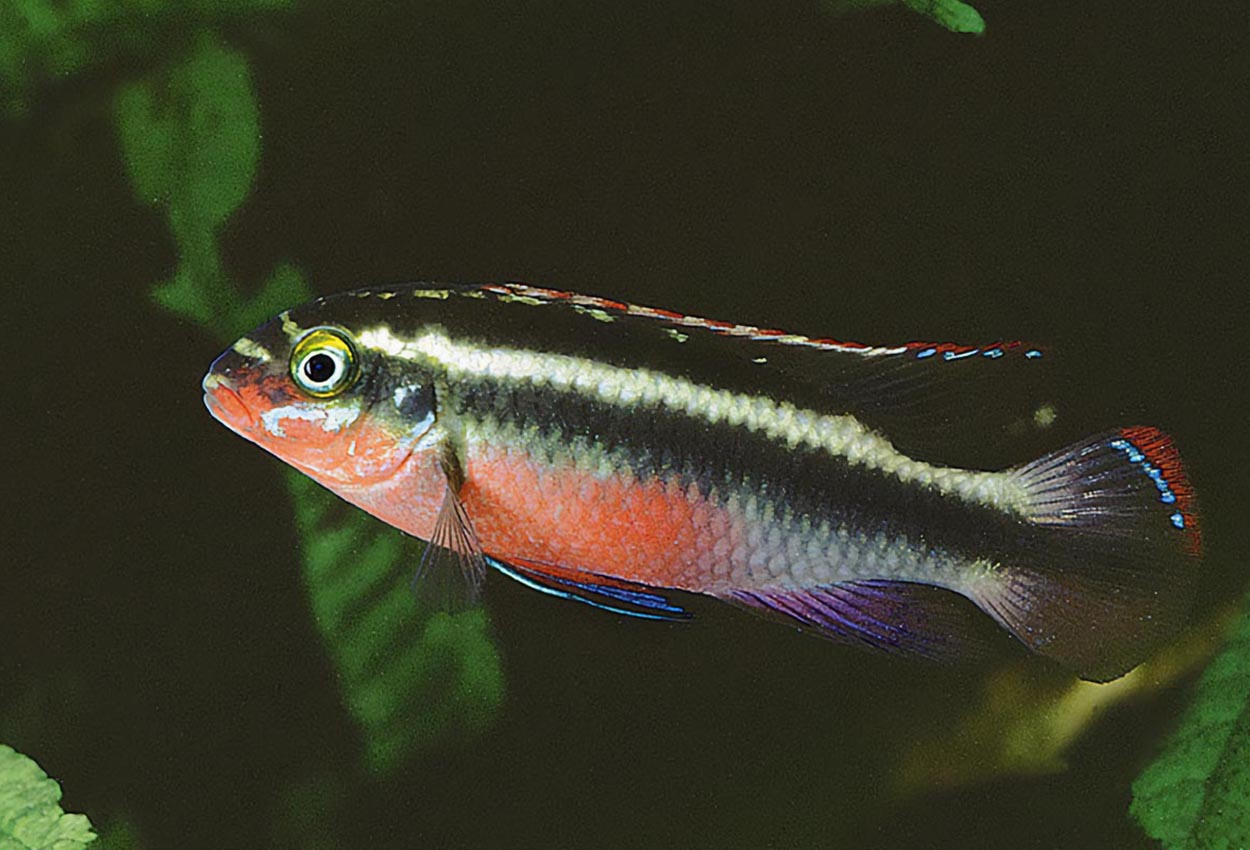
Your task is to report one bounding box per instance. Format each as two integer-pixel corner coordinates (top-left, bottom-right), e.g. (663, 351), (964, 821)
(203, 283), (1201, 681)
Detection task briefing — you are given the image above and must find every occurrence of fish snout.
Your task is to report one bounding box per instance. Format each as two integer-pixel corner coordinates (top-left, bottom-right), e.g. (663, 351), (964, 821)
(203, 369), (257, 431)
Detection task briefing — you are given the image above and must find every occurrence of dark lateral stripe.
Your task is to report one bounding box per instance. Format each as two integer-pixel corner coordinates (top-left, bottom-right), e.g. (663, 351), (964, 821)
(355, 325), (1030, 518)
(450, 371), (1042, 567)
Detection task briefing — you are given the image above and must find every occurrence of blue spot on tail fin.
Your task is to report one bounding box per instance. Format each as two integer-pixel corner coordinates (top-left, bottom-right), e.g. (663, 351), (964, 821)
(961, 427), (1203, 681)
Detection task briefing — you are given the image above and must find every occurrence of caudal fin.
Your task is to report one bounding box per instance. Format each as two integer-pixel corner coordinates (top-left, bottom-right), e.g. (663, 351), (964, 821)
(968, 426), (1201, 681)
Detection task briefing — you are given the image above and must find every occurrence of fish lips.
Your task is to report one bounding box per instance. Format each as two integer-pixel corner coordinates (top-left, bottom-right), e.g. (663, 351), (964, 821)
(203, 345), (278, 432)
(202, 372), (258, 433)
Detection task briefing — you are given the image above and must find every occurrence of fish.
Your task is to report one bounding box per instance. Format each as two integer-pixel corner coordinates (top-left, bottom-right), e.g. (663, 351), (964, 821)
(202, 282), (1201, 682)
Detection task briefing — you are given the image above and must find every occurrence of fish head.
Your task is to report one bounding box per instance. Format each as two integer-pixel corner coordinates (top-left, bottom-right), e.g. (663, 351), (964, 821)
(203, 304), (440, 489)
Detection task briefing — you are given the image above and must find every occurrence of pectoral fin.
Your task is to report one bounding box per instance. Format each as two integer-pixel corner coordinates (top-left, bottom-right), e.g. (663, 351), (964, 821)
(411, 443), (487, 611)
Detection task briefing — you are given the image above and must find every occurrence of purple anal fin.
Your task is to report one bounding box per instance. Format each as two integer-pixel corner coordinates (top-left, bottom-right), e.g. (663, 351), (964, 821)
(731, 581), (1001, 662)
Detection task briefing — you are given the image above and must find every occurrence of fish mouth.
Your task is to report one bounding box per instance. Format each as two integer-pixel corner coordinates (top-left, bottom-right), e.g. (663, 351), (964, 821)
(202, 372), (257, 431)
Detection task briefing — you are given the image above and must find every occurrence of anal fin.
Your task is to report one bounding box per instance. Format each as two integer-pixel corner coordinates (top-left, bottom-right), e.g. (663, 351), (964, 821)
(730, 580), (1008, 663)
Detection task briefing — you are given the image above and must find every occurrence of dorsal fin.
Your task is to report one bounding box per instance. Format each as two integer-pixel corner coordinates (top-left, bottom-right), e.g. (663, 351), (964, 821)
(469, 283), (1061, 467)
(749, 333), (1062, 468)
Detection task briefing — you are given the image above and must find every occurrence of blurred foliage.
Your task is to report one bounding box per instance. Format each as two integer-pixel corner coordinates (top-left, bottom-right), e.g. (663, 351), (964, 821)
(114, 31), (303, 340)
(1, 0), (986, 119)
(821, 0), (985, 33)
(117, 32), (257, 227)
(0, 745), (95, 850)
(290, 472), (505, 774)
(1131, 593), (1250, 849)
(899, 604), (1238, 795)
(900, 0), (984, 33)
(0, 0), (293, 117)
(89, 819), (141, 850)
(0, 677), (89, 769)
(110, 23), (504, 776)
(269, 769), (348, 850)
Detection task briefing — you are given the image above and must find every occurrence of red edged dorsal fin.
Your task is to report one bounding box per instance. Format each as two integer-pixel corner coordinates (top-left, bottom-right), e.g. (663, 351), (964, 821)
(474, 283), (1060, 468)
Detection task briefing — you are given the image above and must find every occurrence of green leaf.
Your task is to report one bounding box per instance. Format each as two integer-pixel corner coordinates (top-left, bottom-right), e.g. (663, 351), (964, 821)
(228, 263), (313, 334)
(151, 262), (221, 330)
(114, 31), (258, 227)
(118, 36), (307, 341)
(1, 0), (296, 118)
(0, 745), (96, 850)
(1131, 594), (1250, 849)
(900, 0), (985, 34)
(114, 80), (176, 207)
(288, 472), (505, 775)
(173, 32), (260, 227)
(111, 22), (506, 777)
(820, 0), (985, 33)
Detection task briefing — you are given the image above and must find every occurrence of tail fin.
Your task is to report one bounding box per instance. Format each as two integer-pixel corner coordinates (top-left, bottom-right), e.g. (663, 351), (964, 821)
(967, 427), (1201, 682)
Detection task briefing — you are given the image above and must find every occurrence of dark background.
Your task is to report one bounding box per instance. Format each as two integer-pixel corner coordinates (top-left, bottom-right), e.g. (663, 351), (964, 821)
(4, 0), (1246, 847)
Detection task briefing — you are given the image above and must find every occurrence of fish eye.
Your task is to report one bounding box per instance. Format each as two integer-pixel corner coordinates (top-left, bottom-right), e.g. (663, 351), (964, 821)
(290, 327), (359, 398)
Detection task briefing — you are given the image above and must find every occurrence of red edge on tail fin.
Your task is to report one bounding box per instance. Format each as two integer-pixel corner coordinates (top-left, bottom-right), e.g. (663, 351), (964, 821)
(974, 428), (1204, 680)
(1117, 426), (1202, 556)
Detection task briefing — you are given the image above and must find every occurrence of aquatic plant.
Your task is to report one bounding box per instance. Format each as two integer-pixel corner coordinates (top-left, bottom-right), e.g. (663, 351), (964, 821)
(898, 604), (1237, 794)
(0, 0), (986, 119)
(0, 0), (293, 117)
(821, 0), (985, 33)
(289, 472), (504, 773)
(111, 26), (504, 774)
(114, 31), (295, 339)
(1131, 592), (1250, 849)
(0, 745), (96, 849)
(7, 2), (1236, 847)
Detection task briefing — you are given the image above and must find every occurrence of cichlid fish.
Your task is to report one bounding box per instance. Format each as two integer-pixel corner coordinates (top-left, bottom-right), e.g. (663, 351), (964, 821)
(202, 283), (1201, 681)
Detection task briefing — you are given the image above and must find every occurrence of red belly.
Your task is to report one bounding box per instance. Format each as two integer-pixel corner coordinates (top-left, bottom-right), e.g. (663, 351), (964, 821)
(463, 446), (740, 592)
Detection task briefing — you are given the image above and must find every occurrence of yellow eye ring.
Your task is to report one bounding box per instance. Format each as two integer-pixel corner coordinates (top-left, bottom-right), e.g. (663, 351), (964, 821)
(290, 327), (359, 398)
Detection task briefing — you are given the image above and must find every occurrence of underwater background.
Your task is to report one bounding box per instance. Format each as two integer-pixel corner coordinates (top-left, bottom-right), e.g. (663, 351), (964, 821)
(3, 1), (1248, 847)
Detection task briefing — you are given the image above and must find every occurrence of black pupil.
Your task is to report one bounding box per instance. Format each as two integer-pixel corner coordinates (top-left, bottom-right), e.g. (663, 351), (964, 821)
(303, 352), (337, 385)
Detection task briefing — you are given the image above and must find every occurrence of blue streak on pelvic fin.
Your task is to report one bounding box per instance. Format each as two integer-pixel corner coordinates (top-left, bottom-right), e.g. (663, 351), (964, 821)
(486, 557), (690, 621)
